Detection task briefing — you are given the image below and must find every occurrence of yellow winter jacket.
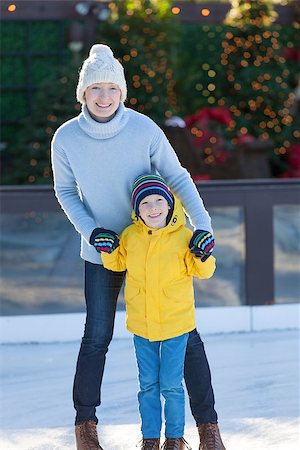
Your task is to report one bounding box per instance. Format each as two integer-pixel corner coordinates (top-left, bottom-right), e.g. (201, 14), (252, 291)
(102, 196), (216, 341)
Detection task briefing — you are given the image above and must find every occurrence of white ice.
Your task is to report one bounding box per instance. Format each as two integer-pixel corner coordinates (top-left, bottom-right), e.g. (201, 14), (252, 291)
(0, 330), (299, 450)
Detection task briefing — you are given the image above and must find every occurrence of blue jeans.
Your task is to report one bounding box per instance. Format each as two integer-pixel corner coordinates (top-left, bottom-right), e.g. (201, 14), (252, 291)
(73, 262), (217, 425)
(184, 329), (217, 425)
(134, 334), (189, 438)
(73, 262), (125, 424)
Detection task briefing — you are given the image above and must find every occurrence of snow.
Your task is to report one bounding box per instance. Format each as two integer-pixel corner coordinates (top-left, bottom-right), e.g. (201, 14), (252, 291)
(0, 329), (299, 450)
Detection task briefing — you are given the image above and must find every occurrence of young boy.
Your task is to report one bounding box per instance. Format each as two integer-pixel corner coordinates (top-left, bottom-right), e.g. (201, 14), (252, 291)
(100, 174), (216, 450)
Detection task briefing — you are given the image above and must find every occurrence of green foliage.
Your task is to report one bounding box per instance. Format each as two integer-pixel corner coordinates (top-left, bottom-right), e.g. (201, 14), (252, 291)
(1, 22), (27, 50)
(174, 24), (226, 116)
(1, 56), (80, 185)
(220, 0), (299, 175)
(30, 22), (63, 51)
(225, 0), (278, 28)
(1, 8), (299, 184)
(1, 56), (26, 85)
(1, 21), (73, 183)
(1, 91), (27, 121)
(97, 0), (179, 122)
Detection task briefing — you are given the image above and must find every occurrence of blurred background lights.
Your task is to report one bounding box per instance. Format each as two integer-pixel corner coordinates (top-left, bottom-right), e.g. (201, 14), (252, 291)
(171, 7), (180, 15)
(201, 9), (210, 17)
(7, 4), (16, 12)
(75, 2), (90, 16)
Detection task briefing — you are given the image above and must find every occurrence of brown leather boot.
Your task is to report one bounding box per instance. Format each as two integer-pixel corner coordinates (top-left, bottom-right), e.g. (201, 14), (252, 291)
(140, 438), (160, 449)
(161, 437), (192, 450)
(75, 420), (103, 450)
(198, 423), (226, 450)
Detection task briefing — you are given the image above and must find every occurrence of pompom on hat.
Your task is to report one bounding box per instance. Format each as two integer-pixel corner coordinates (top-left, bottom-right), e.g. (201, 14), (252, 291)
(76, 44), (127, 104)
(131, 174), (174, 217)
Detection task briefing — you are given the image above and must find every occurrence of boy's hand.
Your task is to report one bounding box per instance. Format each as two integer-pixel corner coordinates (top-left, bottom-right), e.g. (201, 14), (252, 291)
(90, 227), (120, 254)
(189, 229), (215, 262)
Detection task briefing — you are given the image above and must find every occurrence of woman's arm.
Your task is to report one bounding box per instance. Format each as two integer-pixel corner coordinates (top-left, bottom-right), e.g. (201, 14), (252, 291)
(51, 139), (97, 243)
(150, 129), (212, 232)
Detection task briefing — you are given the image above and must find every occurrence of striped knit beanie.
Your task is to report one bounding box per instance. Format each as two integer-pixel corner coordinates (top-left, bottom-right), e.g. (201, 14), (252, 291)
(131, 174), (174, 217)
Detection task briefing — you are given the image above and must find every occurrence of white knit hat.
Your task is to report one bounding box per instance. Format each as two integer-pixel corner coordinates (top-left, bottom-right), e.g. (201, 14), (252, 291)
(76, 44), (127, 104)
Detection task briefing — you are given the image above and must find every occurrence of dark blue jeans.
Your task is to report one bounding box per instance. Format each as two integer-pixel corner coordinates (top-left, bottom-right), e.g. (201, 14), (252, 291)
(184, 329), (218, 425)
(73, 261), (217, 425)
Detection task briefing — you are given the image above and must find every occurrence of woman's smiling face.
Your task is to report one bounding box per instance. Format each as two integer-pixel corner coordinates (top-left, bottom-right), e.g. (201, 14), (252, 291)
(84, 82), (121, 122)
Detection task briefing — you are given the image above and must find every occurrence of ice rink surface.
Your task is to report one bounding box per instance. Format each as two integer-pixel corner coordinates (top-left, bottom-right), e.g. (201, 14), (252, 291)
(0, 329), (299, 450)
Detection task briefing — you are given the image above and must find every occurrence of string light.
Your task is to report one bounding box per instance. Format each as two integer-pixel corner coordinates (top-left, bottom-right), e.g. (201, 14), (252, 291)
(201, 9), (210, 17)
(11, 0), (298, 183)
(171, 7), (180, 15)
(7, 4), (16, 12)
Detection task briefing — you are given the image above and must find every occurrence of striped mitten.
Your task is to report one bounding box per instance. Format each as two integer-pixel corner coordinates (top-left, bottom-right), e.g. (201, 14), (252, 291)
(90, 228), (120, 254)
(189, 229), (215, 262)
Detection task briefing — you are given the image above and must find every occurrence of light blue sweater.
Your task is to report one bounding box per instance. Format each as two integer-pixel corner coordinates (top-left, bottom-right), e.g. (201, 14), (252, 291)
(51, 103), (212, 264)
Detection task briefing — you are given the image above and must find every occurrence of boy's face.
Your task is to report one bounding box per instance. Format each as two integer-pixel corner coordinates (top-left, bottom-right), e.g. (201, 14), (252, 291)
(84, 82), (121, 122)
(138, 194), (170, 229)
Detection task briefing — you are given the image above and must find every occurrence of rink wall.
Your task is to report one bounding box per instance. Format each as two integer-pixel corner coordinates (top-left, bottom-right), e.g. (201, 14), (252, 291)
(0, 303), (299, 344)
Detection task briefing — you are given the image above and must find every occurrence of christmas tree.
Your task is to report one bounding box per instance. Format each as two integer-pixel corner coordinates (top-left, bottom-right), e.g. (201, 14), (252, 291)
(221, 0), (299, 175)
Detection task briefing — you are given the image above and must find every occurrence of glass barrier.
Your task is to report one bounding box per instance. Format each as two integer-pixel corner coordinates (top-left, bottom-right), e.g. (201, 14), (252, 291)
(1, 211), (84, 315)
(274, 205), (300, 304)
(194, 206), (246, 307)
(0, 206), (246, 315)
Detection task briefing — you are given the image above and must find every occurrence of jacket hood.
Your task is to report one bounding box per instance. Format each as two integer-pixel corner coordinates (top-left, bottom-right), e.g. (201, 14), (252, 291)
(131, 195), (186, 234)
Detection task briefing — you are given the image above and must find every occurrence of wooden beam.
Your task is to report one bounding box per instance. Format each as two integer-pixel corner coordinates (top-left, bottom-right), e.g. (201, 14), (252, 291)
(1, 0), (297, 23)
(1, 0), (79, 21)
